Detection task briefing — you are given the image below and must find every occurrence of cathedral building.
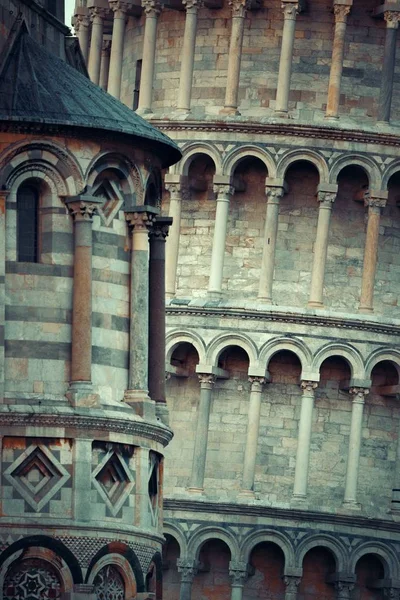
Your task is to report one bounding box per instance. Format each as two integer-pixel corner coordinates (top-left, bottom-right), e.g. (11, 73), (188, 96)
(70, 0), (400, 598)
(0, 1), (181, 598)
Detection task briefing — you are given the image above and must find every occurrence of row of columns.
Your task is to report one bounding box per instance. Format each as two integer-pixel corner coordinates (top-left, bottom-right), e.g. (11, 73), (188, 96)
(64, 195), (171, 422)
(180, 368), (370, 509)
(77, 0), (400, 122)
(176, 560), (400, 600)
(165, 176), (388, 313)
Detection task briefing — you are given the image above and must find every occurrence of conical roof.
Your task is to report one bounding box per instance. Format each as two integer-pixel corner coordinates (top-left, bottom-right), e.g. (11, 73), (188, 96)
(0, 20), (181, 167)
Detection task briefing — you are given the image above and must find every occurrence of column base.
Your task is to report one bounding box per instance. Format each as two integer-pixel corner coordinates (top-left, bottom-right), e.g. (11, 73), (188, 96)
(340, 500), (361, 511)
(358, 305), (373, 314)
(220, 106), (240, 116)
(238, 489), (256, 502)
(324, 114), (339, 121)
(123, 389), (156, 420)
(275, 110), (289, 118)
(155, 402), (170, 425)
(207, 290), (222, 301)
(291, 493), (308, 507)
(307, 300), (324, 309)
(187, 486), (204, 495)
(175, 107), (191, 114)
(66, 382), (100, 408)
(136, 108), (153, 117)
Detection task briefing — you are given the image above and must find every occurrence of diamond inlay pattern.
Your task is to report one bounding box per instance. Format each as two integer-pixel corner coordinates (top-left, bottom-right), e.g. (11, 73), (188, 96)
(4, 444), (70, 512)
(92, 450), (135, 517)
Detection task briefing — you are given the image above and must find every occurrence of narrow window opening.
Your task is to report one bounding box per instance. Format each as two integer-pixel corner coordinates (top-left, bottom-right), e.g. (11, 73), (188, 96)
(17, 185), (39, 263)
(133, 60), (142, 111)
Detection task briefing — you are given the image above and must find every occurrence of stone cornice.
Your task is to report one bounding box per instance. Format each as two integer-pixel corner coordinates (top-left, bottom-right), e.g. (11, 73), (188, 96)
(0, 412), (173, 446)
(151, 119), (400, 148)
(163, 498), (400, 534)
(166, 305), (400, 337)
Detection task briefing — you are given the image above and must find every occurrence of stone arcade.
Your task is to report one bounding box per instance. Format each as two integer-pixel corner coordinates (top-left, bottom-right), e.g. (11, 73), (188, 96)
(73, 0), (400, 597)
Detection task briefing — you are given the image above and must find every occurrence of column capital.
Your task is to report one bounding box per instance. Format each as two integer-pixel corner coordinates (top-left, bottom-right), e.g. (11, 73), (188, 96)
(283, 575), (301, 592)
(265, 185), (286, 204)
(349, 387), (369, 403)
(177, 559), (198, 582)
(141, 0), (162, 16)
(149, 216), (173, 240)
(229, 561), (249, 586)
(213, 184), (235, 199)
(229, 0), (251, 17)
(74, 13), (90, 30)
(334, 581), (355, 599)
(384, 10), (400, 29)
(248, 376), (267, 390)
(365, 192), (388, 210)
(65, 195), (102, 221)
(183, 0), (204, 10)
(165, 182), (188, 199)
(281, 1), (300, 19)
(333, 4), (351, 22)
(125, 206), (159, 231)
(109, 0), (131, 14)
(198, 373), (217, 387)
(89, 6), (110, 20)
(317, 190), (337, 206)
(300, 380), (318, 393)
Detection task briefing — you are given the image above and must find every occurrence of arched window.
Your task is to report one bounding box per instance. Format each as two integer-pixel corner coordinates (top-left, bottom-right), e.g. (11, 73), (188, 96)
(3, 558), (62, 599)
(17, 185), (39, 262)
(93, 565), (125, 600)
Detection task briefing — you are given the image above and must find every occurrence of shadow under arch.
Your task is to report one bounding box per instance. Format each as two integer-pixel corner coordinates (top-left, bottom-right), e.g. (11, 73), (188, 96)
(166, 329), (206, 365)
(240, 529), (295, 570)
(259, 336), (313, 377)
(329, 154), (382, 189)
(294, 533), (348, 572)
(0, 535), (82, 583)
(146, 551), (163, 600)
(187, 526), (240, 562)
(311, 342), (366, 381)
(365, 348), (400, 380)
(163, 522), (187, 558)
(85, 542), (145, 592)
(178, 142), (222, 177)
(349, 541), (399, 580)
(206, 332), (259, 370)
(276, 149), (329, 184)
(222, 145), (276, 179)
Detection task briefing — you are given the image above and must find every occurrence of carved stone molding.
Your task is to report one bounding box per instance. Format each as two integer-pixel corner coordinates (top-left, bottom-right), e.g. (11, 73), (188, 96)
(281, 2), (299, 20)
(66, 199), (101, 221)
(213, 184), (235, 198)
(74, 14), (90, 31)
(335, 581), (355, 600)
(177, 559), (198, 582)
(125, 210), (157, 231)
(283, 575), (301, 593)
(109, 0), (132, 14)
(0, 412), (173, 446)
(182, 0), (204, 11)
(89, 6), (110, 21)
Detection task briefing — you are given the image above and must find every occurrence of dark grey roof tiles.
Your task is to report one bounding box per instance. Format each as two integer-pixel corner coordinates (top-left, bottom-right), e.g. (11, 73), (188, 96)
(0, 21), (181, 167)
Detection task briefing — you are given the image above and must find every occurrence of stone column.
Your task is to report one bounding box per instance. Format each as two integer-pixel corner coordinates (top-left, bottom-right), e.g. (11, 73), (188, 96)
(88, 7), (107, 85)
(258, 183), (286, 302)
(65, 196), (102, 407)
(359, 192), (387, 314)
(137, 0), (162, 115)
(74, 13), (91, 64)
(241, 377), (267, 493)
(275, 1), (299, 116)
(188, 373), (216, 491)
(391, 409), (400, 510)
(221, 0), (250, 115)
(0, 191), (8, 404)
(343, 387), (369, 506)
(284, 575), (301, 600)
(124, 207), (159, 418)
(165, 177), (187, 299)
(229, 563), (248, 600)
(177, 0), (202, 112)
(99, 39), (111, 90)
(378, 11), (400, 123)
(177, 559), (197, 600)
(108, 1), (129, 99)
(293, 381), (318, 499)
(325, 3), (351, 119)
(148, 217), (172, 424)
(208, 183), (234, 298)
(308, 187), (337, 308)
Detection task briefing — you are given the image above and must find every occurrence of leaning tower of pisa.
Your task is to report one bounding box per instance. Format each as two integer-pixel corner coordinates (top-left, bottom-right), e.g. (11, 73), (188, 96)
(74, 0), (400, 598)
